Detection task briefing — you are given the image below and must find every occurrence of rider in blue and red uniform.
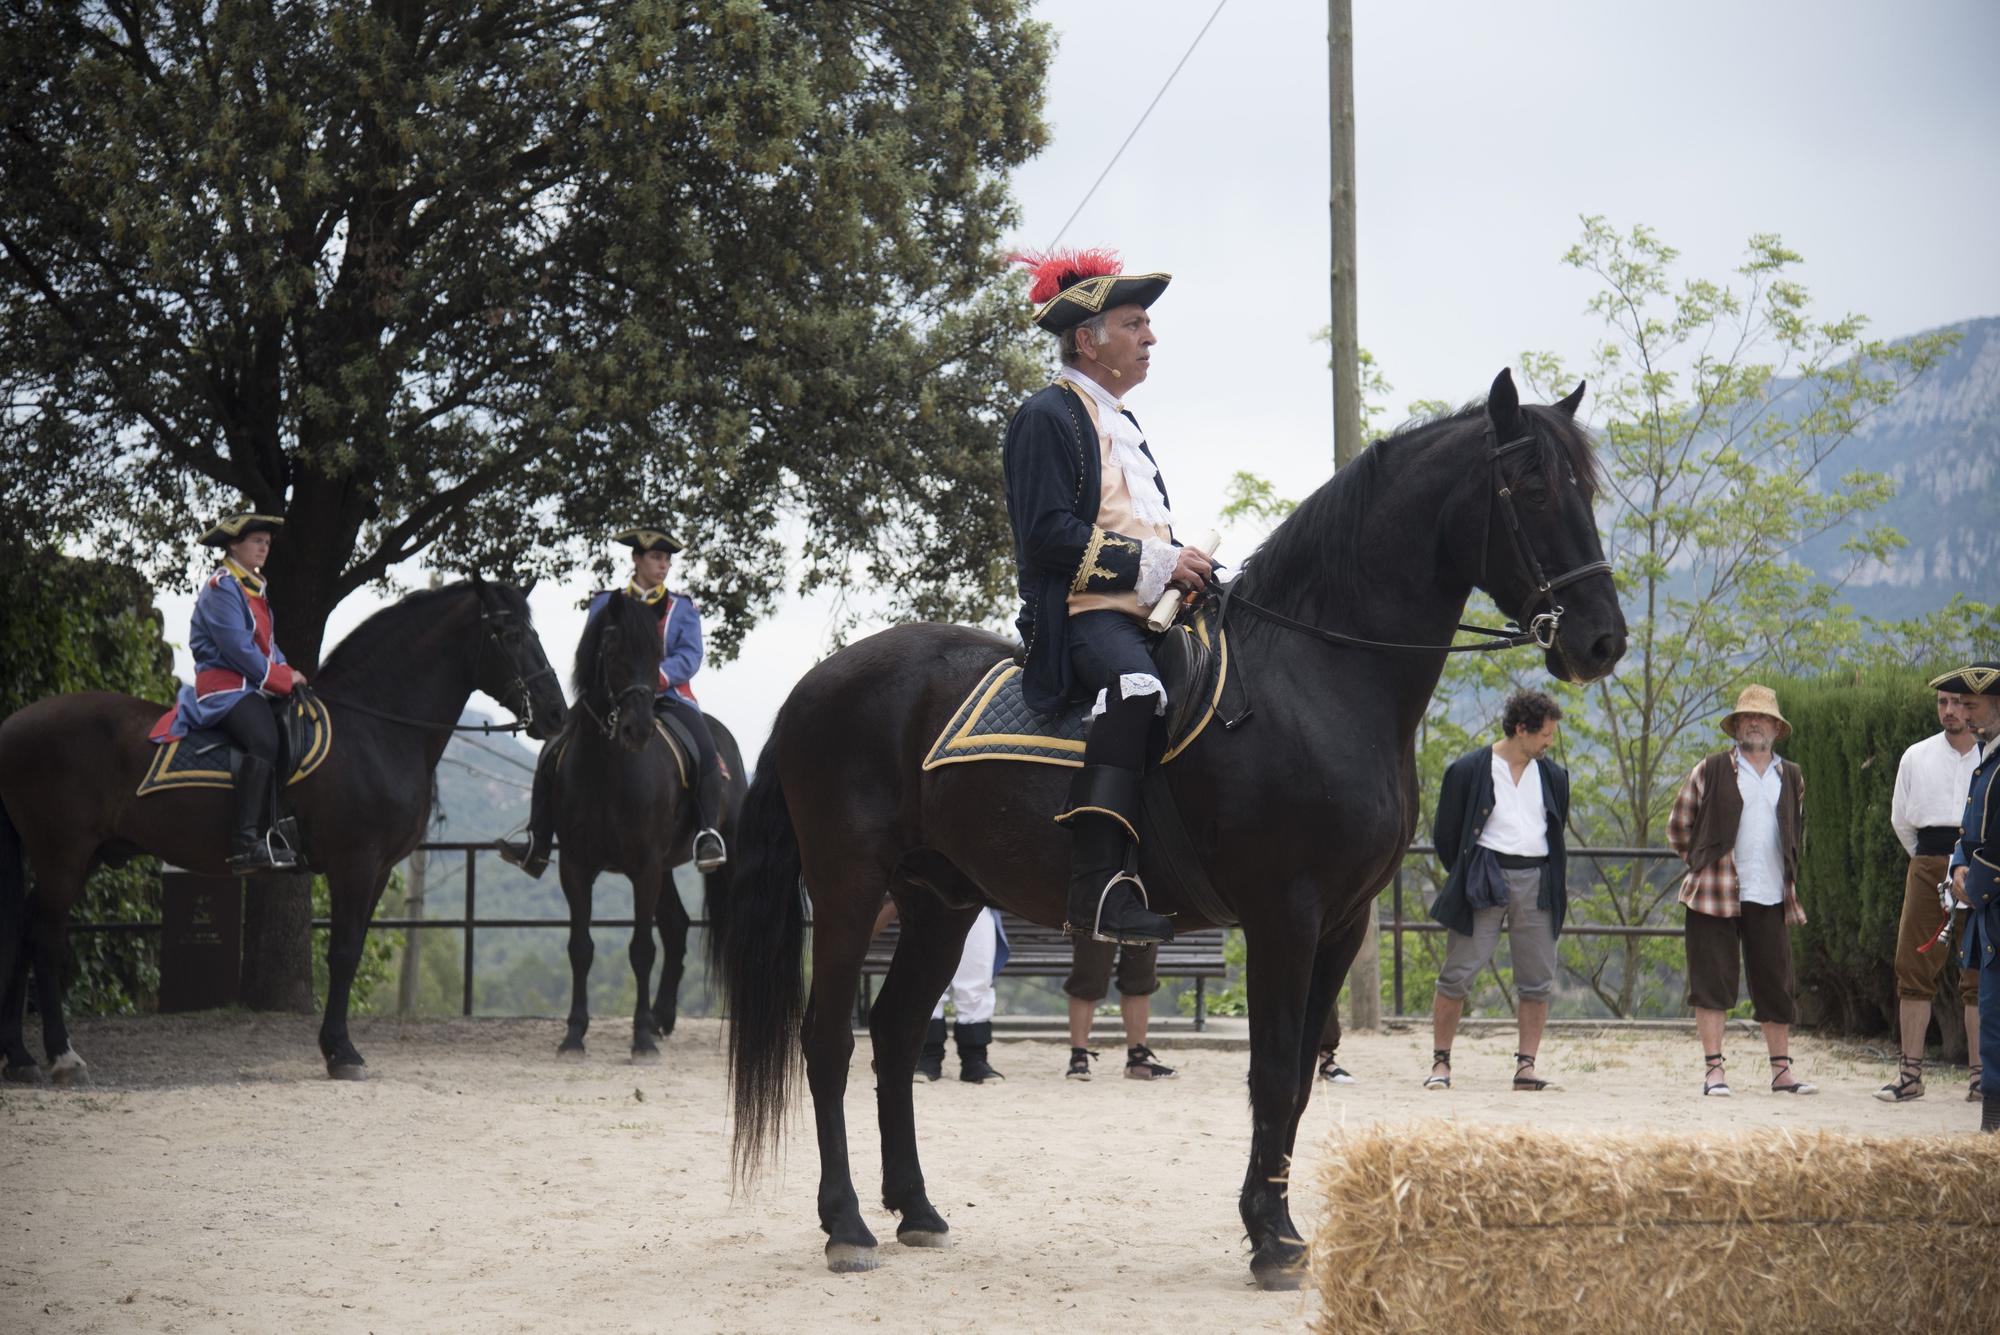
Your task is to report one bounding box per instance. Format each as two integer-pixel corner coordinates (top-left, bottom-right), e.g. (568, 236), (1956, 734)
(499, 527), (727, 877)
(149, 512), (302, 872)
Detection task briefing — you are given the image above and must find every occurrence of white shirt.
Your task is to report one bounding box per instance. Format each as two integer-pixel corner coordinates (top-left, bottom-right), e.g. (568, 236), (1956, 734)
(1732, 748), (1786, 907)
(1890, 731), (1982, 855)
(1478, 750), (1549, 857)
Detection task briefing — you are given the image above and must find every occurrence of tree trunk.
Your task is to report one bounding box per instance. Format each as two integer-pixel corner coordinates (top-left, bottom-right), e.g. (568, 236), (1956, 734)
(239, 872), (317, 1013)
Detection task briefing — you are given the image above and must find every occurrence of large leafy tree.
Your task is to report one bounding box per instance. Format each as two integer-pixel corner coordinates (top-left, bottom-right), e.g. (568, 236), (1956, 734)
(2, 0), (1050, 666)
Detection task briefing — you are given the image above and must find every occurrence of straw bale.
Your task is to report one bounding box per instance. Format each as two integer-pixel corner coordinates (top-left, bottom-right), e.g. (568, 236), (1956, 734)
(1310, 1122), (2000, 1334)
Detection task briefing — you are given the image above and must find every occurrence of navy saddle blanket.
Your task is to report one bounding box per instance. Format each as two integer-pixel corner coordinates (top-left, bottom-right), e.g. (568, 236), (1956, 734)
(138, 692), (333, 797)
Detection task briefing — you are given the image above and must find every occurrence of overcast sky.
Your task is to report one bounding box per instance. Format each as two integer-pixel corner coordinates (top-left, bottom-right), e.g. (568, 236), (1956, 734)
(161, 0), (2000, 770)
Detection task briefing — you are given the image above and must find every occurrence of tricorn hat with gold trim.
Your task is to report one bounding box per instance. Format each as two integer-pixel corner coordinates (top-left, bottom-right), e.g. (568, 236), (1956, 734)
(612, 527), (684, 556)
(1930, 661), (2000, 696)
(1013, 247), (1170, 335)
(199, 513), (284, 548)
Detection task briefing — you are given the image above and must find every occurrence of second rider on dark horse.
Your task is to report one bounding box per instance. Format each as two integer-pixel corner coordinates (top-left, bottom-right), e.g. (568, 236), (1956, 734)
(499, 527), (729, 877)
(1006, 247), (1215, 946)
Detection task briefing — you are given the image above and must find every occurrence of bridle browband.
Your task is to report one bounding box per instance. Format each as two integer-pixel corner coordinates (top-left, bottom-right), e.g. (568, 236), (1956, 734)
(318, 594), (557, 734)
(1225, 425), (1611, 655)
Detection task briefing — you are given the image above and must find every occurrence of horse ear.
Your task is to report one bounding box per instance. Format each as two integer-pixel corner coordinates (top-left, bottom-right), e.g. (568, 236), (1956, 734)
(1486, 368), (1521, 438)
(520, 574), (539, 596)
(1554, 380), (1586, 418)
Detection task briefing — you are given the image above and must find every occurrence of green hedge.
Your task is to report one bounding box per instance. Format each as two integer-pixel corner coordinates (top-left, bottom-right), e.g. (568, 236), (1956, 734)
(1, 545), (179, 1013)
(1773, 668), (1971, 1039)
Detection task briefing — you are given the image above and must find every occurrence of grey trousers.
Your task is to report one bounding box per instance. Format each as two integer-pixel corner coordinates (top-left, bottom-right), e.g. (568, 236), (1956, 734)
(1435, 864), (1557, 1002)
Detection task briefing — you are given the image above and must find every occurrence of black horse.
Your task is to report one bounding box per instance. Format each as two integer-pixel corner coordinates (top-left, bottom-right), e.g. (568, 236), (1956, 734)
(712, 370), (1628, 1287)
(545, 591), (746, 1058)
(0, 579), (567, 1082)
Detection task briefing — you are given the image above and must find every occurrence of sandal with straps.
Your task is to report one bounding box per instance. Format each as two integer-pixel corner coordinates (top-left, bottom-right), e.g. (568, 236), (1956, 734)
(1423, 1048), (1451, 1091)
(1512, 1051), (1555, 1092)
(1702, 1051), (1732, 1097)
(1875, 1056), (1925, 1103)
(1318, 1046), (1356, 1084)
(1969, 1065), (1983, 1103)
(1768, 1054), (1818, 1095)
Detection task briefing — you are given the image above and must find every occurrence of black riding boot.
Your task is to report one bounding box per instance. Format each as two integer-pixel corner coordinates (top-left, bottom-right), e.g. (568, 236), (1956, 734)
(956, 1021), (1004, 1083)
(1058, 765), (1172, 945)
(497, 743), (558, 878)
(1984, 1088), (2000, 1134)
(226, 755), (296, 873)
(915, 1017), (946, 1082)
(691, 759), (727, 873)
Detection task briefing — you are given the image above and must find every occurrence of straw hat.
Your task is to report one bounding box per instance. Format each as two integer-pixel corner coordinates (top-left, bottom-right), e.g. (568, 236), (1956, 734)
(1721, 684), (1790, 741)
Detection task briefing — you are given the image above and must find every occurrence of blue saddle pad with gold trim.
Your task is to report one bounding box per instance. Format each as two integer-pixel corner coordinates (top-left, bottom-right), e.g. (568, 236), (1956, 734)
(137, 693), (334, 797)
(922, 616), (1227, 771)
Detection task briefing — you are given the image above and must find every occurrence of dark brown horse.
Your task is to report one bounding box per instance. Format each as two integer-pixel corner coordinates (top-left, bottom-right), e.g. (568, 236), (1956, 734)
(547, 591), (746, 1058)
(0, 578), (567, 1083)
(711, 371), (1628, 1288)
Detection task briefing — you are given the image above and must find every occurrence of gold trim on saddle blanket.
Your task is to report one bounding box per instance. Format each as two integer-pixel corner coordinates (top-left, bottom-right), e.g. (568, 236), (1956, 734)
(136, 694), (334, 796)
(921, 618), (1227, 771)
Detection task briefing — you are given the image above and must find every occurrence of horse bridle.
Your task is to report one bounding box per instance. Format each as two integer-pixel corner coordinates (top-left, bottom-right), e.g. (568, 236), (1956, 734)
(322, 593), (558, 735)
(1225, 424), (1611, 655)
(581, 681), (656, 739)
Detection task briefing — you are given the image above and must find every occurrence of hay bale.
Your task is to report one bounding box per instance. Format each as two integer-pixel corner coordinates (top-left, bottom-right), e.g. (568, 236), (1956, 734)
(1310, 1123), (2000, 1334)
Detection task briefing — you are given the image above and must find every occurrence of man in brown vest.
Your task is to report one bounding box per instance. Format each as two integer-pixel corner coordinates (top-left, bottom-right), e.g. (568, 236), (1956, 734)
(1666, 685), (1817, 1097)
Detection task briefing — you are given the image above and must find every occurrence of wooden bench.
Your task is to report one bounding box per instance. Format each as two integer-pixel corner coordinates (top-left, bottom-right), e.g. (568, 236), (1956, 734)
(857, 911), (1230, 1031)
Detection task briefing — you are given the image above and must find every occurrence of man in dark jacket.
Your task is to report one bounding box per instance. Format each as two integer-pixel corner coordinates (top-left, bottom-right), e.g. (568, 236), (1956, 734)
(1002, 247), (1212, 945)
(1425, 690), (1571, 1092)
(1935, 661), (2000, 1133)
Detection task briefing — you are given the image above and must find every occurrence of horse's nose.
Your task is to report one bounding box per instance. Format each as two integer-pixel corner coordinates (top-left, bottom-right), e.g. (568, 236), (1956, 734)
(1589, 630), (1627, 675)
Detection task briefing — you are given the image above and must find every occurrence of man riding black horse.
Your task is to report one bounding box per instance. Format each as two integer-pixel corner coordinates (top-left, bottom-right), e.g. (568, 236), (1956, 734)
(1005, 248), (1215, 945)
(500, 527), (728, 876)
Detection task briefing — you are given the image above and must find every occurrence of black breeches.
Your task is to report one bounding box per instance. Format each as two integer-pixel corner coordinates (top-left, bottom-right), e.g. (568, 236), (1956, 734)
(219, 694), (281, 765)
(654, 693), (719, 777)
(1068, 610), (1163, 771)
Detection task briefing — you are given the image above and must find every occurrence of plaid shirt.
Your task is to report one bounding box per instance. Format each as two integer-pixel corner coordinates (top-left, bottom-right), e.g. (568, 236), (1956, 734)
(1667, 751), (1808, 925)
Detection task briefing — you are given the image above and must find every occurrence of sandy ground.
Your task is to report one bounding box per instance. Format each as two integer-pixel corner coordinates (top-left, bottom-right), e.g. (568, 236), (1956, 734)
(0, 1014), (1979, 1334)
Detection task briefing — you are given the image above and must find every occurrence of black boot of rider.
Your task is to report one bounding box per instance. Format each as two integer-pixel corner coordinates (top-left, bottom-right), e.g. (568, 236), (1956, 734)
(1984, 1088), (2000, 1134)
(691, 759), (728, 873)
(226, 755), (297, 874)
(498, 744), (558, 878)
(1057, 764), (1172, 946)
(956, 1021), (1004, 1084)
(915, 1017), (946, 1083)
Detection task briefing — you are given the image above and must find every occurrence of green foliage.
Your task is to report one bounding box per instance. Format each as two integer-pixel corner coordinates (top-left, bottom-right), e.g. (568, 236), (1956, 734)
(1178, 927), (1248, 1017)
(1, 1), (1053, 663)
(1772, 668), (1965, 1034)
(0, 548), (178, 1014)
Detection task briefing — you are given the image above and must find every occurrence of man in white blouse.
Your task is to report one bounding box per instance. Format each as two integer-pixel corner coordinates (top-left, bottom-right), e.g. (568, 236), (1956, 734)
(1879, 687), (1985, 1103)
(1423, 691), (1572, 1092)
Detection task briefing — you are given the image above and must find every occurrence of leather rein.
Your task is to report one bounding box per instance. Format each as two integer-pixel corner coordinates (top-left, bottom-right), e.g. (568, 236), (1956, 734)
(1222, 427), (1611, 655)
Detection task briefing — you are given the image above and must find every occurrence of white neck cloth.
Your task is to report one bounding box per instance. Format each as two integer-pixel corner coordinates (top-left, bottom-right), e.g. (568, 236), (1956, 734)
(1058, 366), (1176, 532)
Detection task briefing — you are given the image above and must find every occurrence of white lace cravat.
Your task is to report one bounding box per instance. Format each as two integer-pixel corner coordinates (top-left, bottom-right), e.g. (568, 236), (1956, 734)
(1058, 368), (1176, 532)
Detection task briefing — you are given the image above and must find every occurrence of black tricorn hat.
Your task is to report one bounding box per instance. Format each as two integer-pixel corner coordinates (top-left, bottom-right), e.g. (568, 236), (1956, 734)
(1930, 661), (2000, 696)
(199, 513), (284, 548)
(1014, 247), (1171, 335)
(613, 527), (685, 556)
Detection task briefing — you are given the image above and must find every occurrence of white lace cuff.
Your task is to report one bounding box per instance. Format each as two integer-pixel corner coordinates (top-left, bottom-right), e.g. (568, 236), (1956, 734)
(1090, 674), (1168, 718)
(1135, 538), (1178, 607)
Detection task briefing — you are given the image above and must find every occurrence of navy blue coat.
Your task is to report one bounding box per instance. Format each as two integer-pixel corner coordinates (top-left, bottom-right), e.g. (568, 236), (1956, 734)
(1952, 743), (1998, 970)
(1428, 746), (1571, 938)
(1002, 382), (1174, 714)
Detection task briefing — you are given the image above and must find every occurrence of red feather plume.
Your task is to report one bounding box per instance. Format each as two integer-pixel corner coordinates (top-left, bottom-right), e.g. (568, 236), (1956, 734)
(1011, 247), (1121, 305)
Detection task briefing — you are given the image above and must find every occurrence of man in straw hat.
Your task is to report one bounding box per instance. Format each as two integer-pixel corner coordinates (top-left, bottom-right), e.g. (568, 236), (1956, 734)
(1878, 683), (1983, 1103)
(1002, 247), (1213, 946)
(1932, 660), (2000, 1133)
(1666, 684), (1816, 1097)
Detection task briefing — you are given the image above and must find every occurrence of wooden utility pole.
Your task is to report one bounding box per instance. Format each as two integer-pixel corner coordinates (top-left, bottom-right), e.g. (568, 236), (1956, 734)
(1329, 0), (1382, 1029)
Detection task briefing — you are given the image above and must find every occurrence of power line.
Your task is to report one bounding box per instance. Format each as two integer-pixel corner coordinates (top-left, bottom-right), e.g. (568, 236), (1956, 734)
(1047, 0), (1231, 249)
(438, 754), (534, 792)
(454, 732), (539, 776)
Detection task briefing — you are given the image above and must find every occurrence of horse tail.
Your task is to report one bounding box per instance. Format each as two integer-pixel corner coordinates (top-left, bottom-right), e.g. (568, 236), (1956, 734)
(711, 733), (804, 1187)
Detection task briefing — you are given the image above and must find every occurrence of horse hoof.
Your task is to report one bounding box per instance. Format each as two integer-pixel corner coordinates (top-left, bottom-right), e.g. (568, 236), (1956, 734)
(896, 1229), (951, 1249)
(557, 1042), (586, 1058)
(1249, 1248), (1307, 1292)
(825, 1243), (881, 1274)
(326, 1061), (368, 1082)
(50, 1052), (88, 1087)
(652, 1014), (677, 1038)
(2, 1061), (47, 1085)
(630, 1045), (661, 1062)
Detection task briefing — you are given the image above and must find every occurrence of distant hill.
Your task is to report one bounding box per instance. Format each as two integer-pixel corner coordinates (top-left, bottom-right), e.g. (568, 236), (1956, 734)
(1798, 315), (2000, 618)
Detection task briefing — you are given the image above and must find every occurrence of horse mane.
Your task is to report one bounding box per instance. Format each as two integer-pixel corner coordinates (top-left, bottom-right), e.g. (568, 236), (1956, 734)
(571, 590), (662, 698)
(316, 581), (481, 685)
(1237, 398), (1601, 606)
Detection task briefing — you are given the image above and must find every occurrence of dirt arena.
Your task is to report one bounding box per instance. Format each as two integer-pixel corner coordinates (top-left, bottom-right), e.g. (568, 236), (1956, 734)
(1, 1015), (1976, 1333)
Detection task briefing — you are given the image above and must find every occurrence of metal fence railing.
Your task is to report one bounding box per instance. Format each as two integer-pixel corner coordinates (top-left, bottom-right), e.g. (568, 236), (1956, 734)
(68, 841), (1689, 1019)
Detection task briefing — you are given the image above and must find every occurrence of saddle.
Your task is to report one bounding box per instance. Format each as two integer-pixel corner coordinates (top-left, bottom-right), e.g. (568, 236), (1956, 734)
(137, 691), (333, 798)
(543, 700), (694, 790)
(922, 607), (1227, 772)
